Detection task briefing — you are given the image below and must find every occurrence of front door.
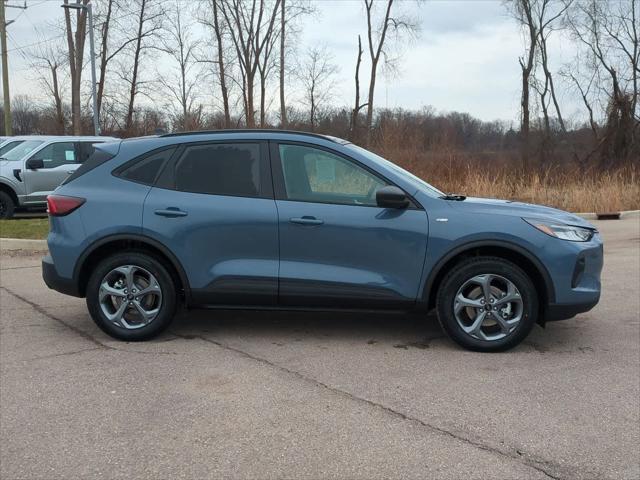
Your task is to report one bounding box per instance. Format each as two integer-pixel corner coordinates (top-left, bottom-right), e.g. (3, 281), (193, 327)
(22, 142), (79, 204)
(271, 142), (429, 309)
(143, 141), (279, 306)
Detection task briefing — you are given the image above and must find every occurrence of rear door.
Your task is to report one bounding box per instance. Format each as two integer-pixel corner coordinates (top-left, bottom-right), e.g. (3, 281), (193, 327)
(271, 142), (429, 309)
(142, 141), (279, 306)
(22, 142), (79, 204)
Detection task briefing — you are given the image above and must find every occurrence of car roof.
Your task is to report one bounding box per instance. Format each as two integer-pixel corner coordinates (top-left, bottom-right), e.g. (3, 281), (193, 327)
(157, 129), (350, 145)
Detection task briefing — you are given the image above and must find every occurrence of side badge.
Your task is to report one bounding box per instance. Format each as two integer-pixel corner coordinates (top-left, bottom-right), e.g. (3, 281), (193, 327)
(436, 218), (448, 222)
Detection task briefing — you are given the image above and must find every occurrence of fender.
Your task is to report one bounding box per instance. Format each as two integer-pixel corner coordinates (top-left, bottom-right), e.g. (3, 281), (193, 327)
(419, 239), (556, 307)
(73, 233), (192, 304)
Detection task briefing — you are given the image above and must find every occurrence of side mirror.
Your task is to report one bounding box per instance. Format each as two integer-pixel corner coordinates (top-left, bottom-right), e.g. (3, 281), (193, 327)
(26, 158), (44, 170)
(376, 185), (409, 209)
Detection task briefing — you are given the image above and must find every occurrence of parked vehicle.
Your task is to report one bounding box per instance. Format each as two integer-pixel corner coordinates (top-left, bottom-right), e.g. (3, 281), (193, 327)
(0, 136), (117, 218)
(41, 130), (603, 351)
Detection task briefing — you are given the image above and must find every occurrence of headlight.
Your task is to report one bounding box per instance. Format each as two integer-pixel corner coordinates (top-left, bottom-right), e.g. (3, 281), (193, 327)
(523, 218), (594, 242)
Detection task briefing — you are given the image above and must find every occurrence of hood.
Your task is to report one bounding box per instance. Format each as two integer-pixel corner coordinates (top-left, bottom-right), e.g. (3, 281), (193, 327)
(448, 196), (595, 229)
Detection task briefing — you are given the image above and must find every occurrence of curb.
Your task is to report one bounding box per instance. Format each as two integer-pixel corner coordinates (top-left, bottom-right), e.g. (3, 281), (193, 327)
(0, 238), (48, 253)
(1, 210), (638, 254)
(575, 210), (640, 220)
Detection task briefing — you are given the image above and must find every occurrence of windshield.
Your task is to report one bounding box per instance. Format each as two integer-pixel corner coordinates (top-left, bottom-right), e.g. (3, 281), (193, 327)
(0, 140), (24, 157)
(2, 140), (44, 161)
(345, 144), (444, 197)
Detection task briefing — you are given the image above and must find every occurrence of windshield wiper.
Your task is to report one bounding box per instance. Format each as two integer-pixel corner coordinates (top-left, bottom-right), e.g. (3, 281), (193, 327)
(440, 194), (466, 201)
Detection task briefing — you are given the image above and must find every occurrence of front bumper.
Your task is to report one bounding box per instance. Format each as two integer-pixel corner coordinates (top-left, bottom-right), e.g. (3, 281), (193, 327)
(541, 233), (603, 322)
(42, 255), (81, 297)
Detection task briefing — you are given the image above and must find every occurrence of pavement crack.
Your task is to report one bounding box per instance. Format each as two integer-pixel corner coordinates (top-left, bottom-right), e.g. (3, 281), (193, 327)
(178, 333), (569, 480)
(1, 286), (113, 350)
(28, 347), (103, 361)
(0, 286), (178, 356)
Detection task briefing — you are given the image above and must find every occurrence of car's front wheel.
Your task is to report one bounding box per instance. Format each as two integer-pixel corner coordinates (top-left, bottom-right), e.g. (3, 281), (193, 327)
(0, 191), (15, 219)
(436, 256), (538, 352)
(86, 252), (177, 341)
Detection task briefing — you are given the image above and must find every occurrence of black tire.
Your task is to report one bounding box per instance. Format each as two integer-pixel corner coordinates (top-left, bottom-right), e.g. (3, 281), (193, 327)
(86, 251), (177, 341)
(436, 256), (538, 352)
(0, 191), (15, 219)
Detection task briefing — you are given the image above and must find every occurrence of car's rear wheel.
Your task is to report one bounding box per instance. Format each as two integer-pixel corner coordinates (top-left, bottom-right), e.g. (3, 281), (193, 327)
(436, 256), (538, 352)
(86, 252), (177, 341)
(0, 191), (15, 219)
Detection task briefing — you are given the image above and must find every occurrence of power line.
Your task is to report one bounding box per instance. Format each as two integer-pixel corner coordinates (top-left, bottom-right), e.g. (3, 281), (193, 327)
(6, 10), (138, 53)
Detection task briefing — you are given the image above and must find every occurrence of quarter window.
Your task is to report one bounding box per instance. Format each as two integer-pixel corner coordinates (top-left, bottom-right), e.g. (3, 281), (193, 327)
(119, 148), (175, 186)
(174, 143), (261, 197)
(30, 142), (77, 168)
(278, 144), (386, 206)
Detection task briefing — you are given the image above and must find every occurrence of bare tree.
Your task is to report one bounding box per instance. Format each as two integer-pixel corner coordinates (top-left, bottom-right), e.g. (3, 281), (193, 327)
(121, 0), (164, 134)
(564, 0), (639, 166)
(363, 0), (419, 144)
(299, 46), (338, 130)
(279, 0), (287, 127)
(62, 0), (89, 135)
(350, 35), (366, 139)
(26, 34), (67, 134)
(535, 0), (573, 134)
(95, 0), (114, 121)
(257, 18), (280, 127)
(159, 1), (203, 131)
(219, 0), (281, 128)
(511, 0), (538, 168)
(199, 0), (232, 127)
(277, 0), (313, 127)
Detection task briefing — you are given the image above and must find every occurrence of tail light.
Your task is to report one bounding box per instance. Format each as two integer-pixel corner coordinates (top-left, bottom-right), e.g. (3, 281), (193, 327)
(47, 195), (85, 216)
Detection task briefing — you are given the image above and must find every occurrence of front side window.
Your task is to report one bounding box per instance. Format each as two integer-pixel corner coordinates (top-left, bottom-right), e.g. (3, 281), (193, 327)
(30, 142), (77, 168)
(174, 143), (260, 197)
(278, 144), (386, 206)
(3, 140), (43, 161)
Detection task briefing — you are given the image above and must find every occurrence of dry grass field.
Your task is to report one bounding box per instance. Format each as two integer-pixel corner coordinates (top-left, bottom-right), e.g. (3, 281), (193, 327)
(377, 145), (639, 213)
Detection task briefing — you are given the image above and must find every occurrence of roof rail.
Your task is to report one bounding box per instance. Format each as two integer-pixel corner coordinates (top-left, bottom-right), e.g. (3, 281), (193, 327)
(159, 129), (343, 143)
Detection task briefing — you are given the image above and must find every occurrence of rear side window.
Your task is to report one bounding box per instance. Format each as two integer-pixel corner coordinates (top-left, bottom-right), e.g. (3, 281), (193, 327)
(173, 143), (260, 197)
(77, 142), (102, 163)
(118, 148), (176, 186)
(62, 148), (116, 185)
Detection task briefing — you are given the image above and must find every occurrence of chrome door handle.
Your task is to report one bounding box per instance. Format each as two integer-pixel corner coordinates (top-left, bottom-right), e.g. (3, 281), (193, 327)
(154, 208), (188, 218)
(290, 216), (324, 226)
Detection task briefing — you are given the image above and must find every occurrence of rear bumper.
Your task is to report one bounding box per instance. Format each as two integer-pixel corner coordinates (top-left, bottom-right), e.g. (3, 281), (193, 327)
(42, 255), (81, 297)
(544, 298), (599, 322)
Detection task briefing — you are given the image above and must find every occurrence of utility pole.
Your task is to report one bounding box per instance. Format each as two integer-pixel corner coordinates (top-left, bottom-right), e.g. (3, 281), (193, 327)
(1, 0), (12, 135)
(0, 0), (25, 136)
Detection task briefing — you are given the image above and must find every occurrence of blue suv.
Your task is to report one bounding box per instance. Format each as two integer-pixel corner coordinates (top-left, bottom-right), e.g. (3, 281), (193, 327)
(41, 131), (603, 351)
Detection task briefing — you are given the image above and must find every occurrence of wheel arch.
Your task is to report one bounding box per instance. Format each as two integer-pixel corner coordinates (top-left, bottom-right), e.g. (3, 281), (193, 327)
(422, 240), (555, 314)
(74, 234), (191, 304)
(0, 180), (19, 205)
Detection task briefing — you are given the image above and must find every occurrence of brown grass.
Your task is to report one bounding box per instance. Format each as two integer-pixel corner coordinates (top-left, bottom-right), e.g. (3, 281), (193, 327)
(375, 145), (639, 213)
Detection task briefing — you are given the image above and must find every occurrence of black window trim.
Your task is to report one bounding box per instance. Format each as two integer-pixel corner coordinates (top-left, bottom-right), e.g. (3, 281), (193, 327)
(112, 145), (179, 187)
(269, 140), (423, 210)
(154, 139), (273, 200)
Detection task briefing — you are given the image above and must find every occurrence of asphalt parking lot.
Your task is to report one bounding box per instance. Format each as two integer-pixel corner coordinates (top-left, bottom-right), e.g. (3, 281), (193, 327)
(1, 217), (638, 480)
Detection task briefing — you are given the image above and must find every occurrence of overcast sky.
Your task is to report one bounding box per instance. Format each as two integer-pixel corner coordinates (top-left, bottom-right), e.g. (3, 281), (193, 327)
(2, 0), (584, 123)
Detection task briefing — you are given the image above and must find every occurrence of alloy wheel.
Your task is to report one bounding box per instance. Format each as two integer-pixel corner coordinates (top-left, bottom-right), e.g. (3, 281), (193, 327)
(453, 273), (523, 341)
(98, 265), (163, 329)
